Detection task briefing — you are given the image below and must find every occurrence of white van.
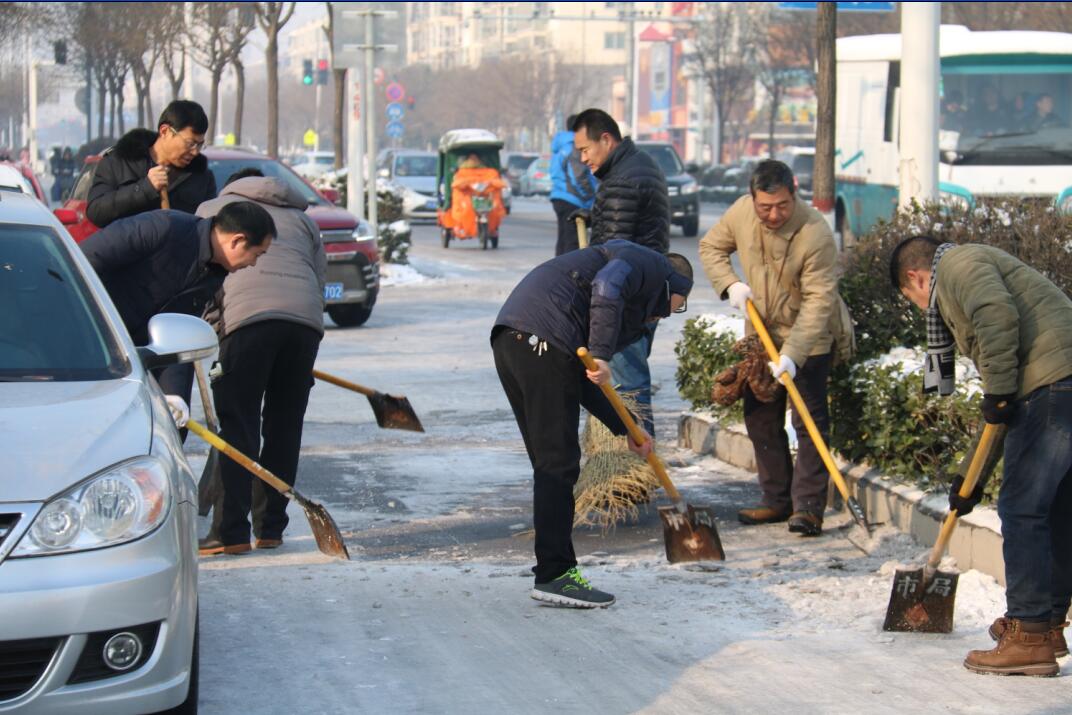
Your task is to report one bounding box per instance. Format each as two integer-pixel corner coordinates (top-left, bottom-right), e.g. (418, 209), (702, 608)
(835, 26), (1072, 240)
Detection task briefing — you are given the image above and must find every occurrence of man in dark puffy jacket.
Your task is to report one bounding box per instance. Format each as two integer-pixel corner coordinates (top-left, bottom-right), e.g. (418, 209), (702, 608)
(87, 100), (217, 228)
(548, 114), (597, 256)
(572, 108), (671, 437)
(195, 169), (328, 555)
(80, 202), (275, 429)
(492, 239), (693, 608)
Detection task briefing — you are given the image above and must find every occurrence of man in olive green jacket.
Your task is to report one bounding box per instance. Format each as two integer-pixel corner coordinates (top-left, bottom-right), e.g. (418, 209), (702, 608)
(699, 160), (840, 536)
(891, 235), (1072, 678)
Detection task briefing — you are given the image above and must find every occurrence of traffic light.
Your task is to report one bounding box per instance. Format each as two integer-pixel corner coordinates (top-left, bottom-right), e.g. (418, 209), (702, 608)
(302, 59), (314, 86)
(317, 59), (329, 85)
(407, 96), (415, 110)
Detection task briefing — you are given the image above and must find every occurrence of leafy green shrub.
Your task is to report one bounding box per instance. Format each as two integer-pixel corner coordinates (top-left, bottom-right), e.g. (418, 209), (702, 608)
(674, 316), (742, 422)
(322, 175), (412, 264)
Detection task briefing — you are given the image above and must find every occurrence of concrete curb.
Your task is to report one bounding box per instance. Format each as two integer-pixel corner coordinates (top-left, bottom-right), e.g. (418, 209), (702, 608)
(677, 411), (1006, 585)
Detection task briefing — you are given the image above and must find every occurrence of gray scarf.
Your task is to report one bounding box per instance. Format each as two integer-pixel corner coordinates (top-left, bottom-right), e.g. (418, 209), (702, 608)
(924, 243), (957, 395)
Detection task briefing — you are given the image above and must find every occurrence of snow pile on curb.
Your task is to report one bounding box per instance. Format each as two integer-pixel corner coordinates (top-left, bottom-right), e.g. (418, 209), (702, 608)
(861, 346), (983, 397)
(380, 262), (426, 287)
(693, 312), (745, 338)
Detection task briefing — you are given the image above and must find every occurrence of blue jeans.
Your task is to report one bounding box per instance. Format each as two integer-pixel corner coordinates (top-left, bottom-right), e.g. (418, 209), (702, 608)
(610, 323), (657, 436)
(998, 376), (1072, 624)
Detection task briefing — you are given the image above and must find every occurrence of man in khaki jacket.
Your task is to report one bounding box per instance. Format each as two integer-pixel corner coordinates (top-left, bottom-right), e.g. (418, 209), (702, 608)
(699, 160), (839, 536)
(891, 235), (1071, 677)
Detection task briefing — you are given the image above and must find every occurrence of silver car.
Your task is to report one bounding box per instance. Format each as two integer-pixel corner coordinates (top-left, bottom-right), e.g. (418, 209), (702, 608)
(0, 191), (213, 714)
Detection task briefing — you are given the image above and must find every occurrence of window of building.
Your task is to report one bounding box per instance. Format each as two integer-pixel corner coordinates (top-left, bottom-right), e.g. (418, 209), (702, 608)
(604, 32), (625, 50)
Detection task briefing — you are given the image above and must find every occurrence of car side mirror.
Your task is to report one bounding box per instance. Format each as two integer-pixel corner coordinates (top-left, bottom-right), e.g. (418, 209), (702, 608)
(320, 187), (340, 205)
(136, 314), (218, 370)
(53, 208), (78, 225)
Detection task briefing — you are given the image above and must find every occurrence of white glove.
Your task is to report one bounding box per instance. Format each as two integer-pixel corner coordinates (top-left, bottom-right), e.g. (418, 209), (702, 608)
(768, 355), (797, 380)
(165, 394), (190, 428)
(726, 281), (753, 311)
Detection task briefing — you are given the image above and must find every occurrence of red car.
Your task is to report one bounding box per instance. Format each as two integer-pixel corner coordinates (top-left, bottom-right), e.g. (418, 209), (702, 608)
(56, 147), (380, 327)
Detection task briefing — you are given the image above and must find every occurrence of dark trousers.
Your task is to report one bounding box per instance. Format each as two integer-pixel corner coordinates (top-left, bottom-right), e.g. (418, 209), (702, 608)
(210, 320), (321, 545)
(609, 323), (657, 437)
(743, 352), (832, 516)
(998, 376), (1072, 624)
(552, 199), (581, 256)
(492, 328), (623, 583)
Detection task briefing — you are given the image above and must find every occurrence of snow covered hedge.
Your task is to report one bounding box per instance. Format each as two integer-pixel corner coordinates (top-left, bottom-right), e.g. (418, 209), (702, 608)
(676, 201), (1072, 497)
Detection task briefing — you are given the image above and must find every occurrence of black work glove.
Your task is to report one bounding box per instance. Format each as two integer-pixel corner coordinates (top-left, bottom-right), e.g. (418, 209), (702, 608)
(949, 475), (985, 516)
(567, 208), (590, 226)
(981, 393), (1016, 424)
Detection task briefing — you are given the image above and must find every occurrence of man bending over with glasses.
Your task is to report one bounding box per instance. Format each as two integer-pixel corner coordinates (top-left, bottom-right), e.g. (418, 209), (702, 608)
(87, 100), (216, 228)
(699, 159), (841, 537)
(492, 240), (692, 608)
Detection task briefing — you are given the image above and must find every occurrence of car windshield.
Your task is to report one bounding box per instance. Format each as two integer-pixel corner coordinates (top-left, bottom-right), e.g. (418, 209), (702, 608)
(638, 145), (685, 176)
(315, 156), (335, 165)
(507, 155), (537, 171)
(0, 224), (128, 381)
(791, 154), (814, 173)
(207, 158), (325, 206)
(530, 159), (550, 173)
(395, 155), (436, 177)
(940, 63), (1072, 165)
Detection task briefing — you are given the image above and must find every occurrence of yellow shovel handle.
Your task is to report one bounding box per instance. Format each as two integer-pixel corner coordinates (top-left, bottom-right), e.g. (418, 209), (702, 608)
(576, 348), (682, 503)
(186, 419), (292, 495)
(745, 299), (853, 503)
(926, 421), (1003, 570)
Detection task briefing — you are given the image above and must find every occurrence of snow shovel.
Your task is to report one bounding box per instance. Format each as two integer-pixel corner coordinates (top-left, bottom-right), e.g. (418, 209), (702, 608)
(193, 361), (223, 517)
(577, 348), (724, 562)
(185, 419), (351, 560)
(745, 300), (873, 540)
(311, 369), (424, 432)
(883, 421), (1006, 633)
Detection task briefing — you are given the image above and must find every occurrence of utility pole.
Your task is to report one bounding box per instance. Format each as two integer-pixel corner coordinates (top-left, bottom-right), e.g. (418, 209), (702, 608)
(898, 2), (940, 209)
(363, 10), (377, 236)
(814, 2), (837, 232)
(28, 61), (38, 173)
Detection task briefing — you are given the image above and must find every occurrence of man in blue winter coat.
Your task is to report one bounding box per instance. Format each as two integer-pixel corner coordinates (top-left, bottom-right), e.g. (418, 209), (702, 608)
(492, 240), (693, 608)
(549, 114), (597, 255)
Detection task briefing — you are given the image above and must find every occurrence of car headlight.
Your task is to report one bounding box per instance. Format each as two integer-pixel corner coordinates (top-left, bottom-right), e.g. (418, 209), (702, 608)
(12, 456), (171, 557)
(681, 181), (700, 195)
(351, 222), (373, 240)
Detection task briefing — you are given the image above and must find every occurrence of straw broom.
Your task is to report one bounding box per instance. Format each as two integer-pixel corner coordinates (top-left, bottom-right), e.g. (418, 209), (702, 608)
(573, 392), (661, 531)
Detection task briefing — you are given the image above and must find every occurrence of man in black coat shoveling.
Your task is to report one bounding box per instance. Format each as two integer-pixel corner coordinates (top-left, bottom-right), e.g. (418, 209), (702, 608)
(492, 239), (693, 608)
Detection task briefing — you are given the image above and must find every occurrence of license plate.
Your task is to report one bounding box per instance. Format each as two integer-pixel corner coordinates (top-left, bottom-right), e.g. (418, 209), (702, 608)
(472, 197), (493, 212)
(324, 283), (344, 300)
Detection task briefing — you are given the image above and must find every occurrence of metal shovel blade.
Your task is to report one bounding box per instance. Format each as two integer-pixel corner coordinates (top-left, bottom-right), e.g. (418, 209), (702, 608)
(883, 567), (959, 633)
(196, 449), (222, 517)
(658, 505), (725, 563)
(368, 392), (425, 432)
(292, 490), (351, 561)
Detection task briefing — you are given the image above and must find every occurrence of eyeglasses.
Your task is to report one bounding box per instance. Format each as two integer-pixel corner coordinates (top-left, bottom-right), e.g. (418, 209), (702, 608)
(665, 281), (688, 314)
(169, 127), (205, 151)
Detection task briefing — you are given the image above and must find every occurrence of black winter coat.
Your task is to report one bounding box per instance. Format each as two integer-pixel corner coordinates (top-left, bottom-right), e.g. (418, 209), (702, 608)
(80, 210), (226, 344)
(589, 138), (670, 254)
(86, 129), (217, 228)
(493, 240), (679, 361)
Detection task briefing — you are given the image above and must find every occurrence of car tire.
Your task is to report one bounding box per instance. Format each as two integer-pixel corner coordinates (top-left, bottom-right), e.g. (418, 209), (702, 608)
(682, 216), (700, 238)
(328, 292), (377, 328)
(159, 610), (198, 714)
(441, 228), (451, 248)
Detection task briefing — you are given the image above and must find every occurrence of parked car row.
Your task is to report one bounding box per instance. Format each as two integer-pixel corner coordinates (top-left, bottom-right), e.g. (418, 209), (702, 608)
(693, 148), (814, 204)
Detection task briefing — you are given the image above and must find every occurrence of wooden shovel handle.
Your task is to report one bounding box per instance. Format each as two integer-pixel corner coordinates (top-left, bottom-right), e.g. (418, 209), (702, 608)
(193, 362), (219, 432)
(186, 419), (292, 496)
(926, 421), (1003, 571)
(745, 299), (854, 503)
(160, 186), (170, 209)
(576, 348), (682, 503)
(312, 369), (375, 397)
(575, 217), (589, 249)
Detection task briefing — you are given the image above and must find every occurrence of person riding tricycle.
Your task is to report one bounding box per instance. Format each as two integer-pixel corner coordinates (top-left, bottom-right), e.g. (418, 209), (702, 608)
(437, 129), (507, 250)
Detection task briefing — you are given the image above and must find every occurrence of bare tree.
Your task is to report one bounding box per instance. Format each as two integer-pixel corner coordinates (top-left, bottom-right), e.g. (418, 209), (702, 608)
(228, 5), (256, 144)
(188, 2), (235, 143)
(160, 4), (188, 103)
(256, 2), (296, 158)
(749, 6), (819, 155)
(323, 2), (346, 169)
(688, 3), (755, 163)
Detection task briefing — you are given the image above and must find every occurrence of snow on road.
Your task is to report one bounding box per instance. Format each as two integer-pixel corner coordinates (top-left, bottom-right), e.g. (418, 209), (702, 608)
(191, 204), (1068, 714)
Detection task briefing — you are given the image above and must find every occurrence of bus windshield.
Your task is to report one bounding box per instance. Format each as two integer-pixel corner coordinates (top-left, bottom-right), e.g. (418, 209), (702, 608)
(939, 60), (1072, 165)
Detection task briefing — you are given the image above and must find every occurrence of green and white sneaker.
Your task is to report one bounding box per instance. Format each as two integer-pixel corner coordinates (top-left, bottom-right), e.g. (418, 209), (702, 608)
(531, 567), (615, 608)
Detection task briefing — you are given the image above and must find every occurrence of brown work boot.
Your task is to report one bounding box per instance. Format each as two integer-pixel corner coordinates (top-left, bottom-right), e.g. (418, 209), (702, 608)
(198, 537), (252, 556)
(965, 619), (1059, 676)
(737, 506), (791, 525)
(787, 511), (823, 537)
(989, 617), (1070, 658)
(255, 537), (283, 550)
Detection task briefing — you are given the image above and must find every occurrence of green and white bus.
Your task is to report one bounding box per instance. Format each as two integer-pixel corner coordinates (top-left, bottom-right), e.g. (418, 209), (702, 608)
(835, 25), (1072, 240)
